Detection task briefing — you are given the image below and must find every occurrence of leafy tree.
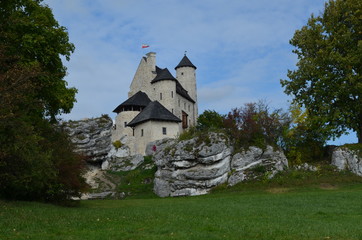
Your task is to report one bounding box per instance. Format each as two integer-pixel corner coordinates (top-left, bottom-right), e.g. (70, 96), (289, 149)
(283, 104), (326, 164)
(0, 0), (77, 120)
(224, 101), (290, 149)
(281, 0), (362, 142)
(0, 0), (87, 202)
(197, 110), (224, 130)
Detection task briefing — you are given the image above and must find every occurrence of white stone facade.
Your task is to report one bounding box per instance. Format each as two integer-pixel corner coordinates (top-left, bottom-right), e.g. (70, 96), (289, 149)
(112, 52), (198, 155)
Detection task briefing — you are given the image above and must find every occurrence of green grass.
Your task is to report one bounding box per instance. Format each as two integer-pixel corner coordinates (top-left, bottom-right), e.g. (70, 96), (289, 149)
(1, 166), (362, 239)
(1, 184), (362, 239)
(107, 156), (158, 199)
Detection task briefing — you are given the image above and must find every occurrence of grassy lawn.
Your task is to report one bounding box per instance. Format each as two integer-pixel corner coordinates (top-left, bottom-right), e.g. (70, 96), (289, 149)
(1, 185), (362, 239)
(1, 166), (362, 240)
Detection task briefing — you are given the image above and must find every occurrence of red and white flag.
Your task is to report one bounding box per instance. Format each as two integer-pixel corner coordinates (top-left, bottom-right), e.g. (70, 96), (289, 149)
(142, 44), (150, 48)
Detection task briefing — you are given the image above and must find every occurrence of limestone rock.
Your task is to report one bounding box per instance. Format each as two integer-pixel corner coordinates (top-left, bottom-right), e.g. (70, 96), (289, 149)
(62, 115), (113, 163)
(294, 163), (318, 172)
(153, 132), (289, 197)
(228, 146), (288, 186)
(104, 154), (144, 172)
(153, 132), (232, 197)
(332, 147), (362, 176)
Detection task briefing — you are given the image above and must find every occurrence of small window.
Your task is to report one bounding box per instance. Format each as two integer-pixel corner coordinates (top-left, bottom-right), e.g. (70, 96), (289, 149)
(171, 91), (173, 98)
(181, 72), (184, 75)
(188, 105), (190, 111)
(141, 129), (144, 137)
(124, 122), (127, 127)
(132, 128), (135, 136)
(162, 127), (167, 135)
(184, 102), (186, 109)
(178, 99), (180, 107)
(160, 93), (162, 100)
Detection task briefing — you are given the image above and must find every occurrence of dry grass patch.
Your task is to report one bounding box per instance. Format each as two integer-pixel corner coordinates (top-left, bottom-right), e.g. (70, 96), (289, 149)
(319, 183), (338, 190)
(266, 187), (291, 194)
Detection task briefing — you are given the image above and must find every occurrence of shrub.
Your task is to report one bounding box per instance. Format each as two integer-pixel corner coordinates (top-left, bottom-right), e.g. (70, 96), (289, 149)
(112, 140), (123, 149)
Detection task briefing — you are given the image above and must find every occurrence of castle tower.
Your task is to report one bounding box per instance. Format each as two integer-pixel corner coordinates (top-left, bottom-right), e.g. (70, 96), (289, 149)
(175, 54), (198, 123)
(150, 68), (177, 114)
(111, 91), (151, 142)
(128, 52), (156, 98)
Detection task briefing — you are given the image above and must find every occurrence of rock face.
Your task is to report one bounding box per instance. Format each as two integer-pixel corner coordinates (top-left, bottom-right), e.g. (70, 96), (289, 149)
(102, 151), (144, 171)
(152, 133), (288, 197)
(332, 147), (362, 176)
(63, 115), (113, 163)
(228, 146), (288, 186)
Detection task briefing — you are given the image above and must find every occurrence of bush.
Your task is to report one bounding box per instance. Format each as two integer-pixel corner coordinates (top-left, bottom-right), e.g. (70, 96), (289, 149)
(112, 140), (123, 149)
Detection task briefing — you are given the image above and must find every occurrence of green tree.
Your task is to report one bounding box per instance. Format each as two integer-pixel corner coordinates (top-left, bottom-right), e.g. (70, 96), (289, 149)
(0, 0), (87, 202)
(0, 0), (77, 120)
(197, 110), (224, 130)
(281, 0), (362, 142)
(283, 104), (326, 164)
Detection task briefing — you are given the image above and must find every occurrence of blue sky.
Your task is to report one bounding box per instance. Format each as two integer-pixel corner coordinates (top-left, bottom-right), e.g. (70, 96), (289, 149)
(43, 0), (357, 144)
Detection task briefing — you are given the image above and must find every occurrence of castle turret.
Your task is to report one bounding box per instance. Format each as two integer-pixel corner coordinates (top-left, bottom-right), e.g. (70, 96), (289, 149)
(175, 54), (198, 122)
(151, 68), (177, 114)
(112, 91), (151, 142)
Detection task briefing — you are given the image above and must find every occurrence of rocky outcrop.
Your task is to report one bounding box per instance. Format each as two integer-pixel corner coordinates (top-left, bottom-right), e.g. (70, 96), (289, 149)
(102, 151), (144, 171)
(228, 146), (288, 186)
(152, 133), (288, 197)
(63, 115), (113, 163)
(332, 147), (362, 176)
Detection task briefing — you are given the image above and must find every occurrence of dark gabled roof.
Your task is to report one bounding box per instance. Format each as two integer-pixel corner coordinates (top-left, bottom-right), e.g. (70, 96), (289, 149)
(175, 55), (197, 70)
(176, 81), (195, 103)
(127, 101), (181, 127)
(151, 68), (177, 83)
(112, 91), (151, 113)
(156, 66), (163, 74)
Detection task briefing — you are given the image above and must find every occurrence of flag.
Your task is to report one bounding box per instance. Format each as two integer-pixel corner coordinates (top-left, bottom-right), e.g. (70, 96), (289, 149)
(142, 44), (150, 48)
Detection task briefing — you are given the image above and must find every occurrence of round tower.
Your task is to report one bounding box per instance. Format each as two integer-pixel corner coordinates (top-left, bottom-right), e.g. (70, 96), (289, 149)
(150, 68), (177, 114)
(111, 91), (151, 142)
(175, 54), (198, 121)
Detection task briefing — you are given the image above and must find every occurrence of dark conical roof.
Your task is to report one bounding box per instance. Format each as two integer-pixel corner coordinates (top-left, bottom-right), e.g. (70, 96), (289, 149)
(113, 91), (151, 113)
(151, 68), (177, 83)
(175, 55), (197, 70)
(127, 101), (181, 127)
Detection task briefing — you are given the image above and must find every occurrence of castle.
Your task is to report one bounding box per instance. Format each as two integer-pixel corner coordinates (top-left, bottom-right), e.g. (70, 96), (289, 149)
(111, 52), (198, 155)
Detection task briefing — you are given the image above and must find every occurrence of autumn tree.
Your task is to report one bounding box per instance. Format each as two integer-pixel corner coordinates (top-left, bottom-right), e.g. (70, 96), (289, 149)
(281, 0), (362, 142)
(224, 101), (290, 149)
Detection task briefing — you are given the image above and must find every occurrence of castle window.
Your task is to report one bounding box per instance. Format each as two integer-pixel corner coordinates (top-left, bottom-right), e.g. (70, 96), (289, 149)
(181, 72), (184, 75)
(141, 129), (144, 137)
(188, 105), (190, 111)
(162, 127), (167, 135)
(178, 99), (180, 107)
(124, 122), (127, 127)
(171, 91), (173, 98)
(160, 93), (162, 100)
(184, 102), (186, 109)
